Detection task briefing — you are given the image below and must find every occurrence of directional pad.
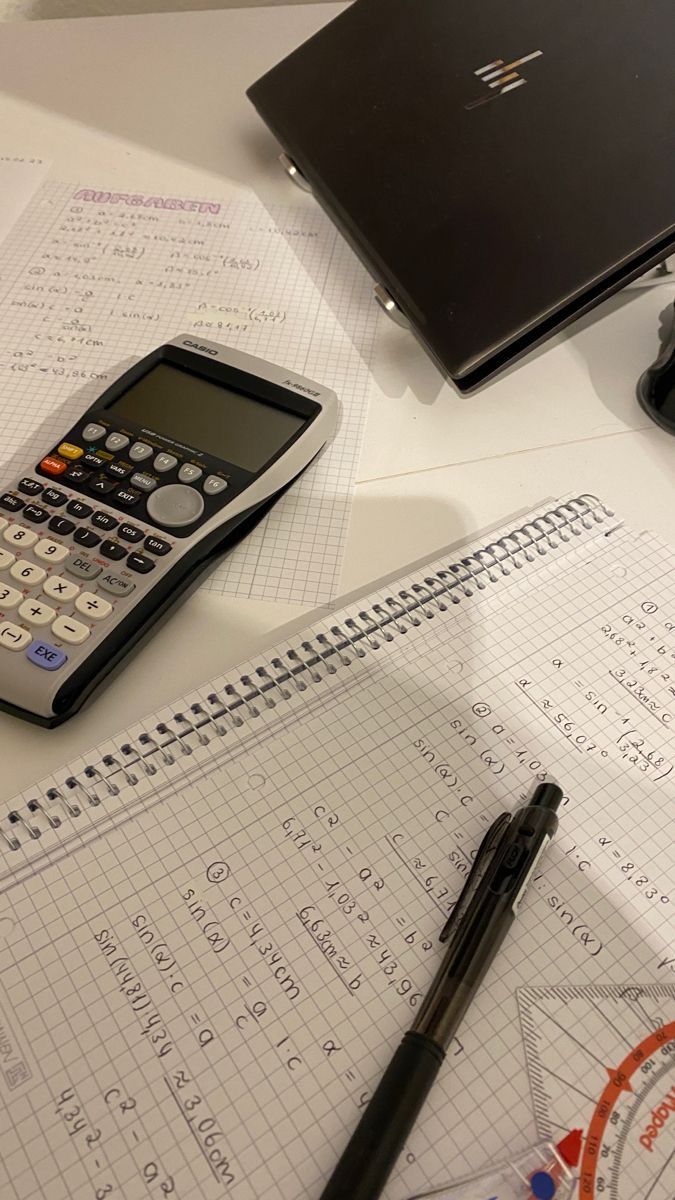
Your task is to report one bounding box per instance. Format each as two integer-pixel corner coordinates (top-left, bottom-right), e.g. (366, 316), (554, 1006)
(146, 483), (204, 528)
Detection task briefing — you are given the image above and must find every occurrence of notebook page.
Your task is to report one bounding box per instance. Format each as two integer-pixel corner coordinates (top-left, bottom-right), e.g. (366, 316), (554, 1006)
(0, 181), (379, 604)
(1, 513), (674, 1200)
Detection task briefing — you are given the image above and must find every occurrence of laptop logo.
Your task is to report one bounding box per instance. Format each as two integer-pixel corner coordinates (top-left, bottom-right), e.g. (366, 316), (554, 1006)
(466, 50), (543, 109)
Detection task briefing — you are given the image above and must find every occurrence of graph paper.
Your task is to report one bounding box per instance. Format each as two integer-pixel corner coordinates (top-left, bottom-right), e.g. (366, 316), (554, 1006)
(1, 498), (674, 1200)
(0, 180), (380, 604)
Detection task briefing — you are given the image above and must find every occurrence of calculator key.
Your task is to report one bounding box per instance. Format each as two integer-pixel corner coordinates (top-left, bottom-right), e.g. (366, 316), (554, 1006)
(74, 528), (101, 548)
(0, 519), (6, 533)
(66, 499), (93, 519)
(57, 442), (83, 461)
(0, 493), (25, 513)
(0, 621), (31, 651)
(90, 475), (117, 495)
(146, 483), (204, 528)
(99, 571), (135, 598)
(82, 452), (106, 471)
(144, 535), (171, 556)
(19, 598), (56, 627)
(129, 441), (153, 462)
(100, 540), (126, 561)
(66, 553), (101, 581)
(0, 548), (16, 570)
(114, 487), (141, 508)
(129, 472), (157, 493)
(26, 640), (68, 671)
(105, 432), (130, 452)
(153, 452), (178, 473)
(118, 523), (143, 543)
(49, 515), (76, 537)
(4, 524), (38, 548)
(82, 422), (106, 443)
(10, 560), (46, 587)
(126, 553), (155, 575)
(91, 511), (119, 532)
(64, 464), (90, 484)
(43, 575), (80, 602)
(42, 488), (67, 507)
(203, 475), (228, 496)
(35, 538), (70, 564)
(178, 463), (203, 484)
(22, 505), (49, 524)
(0, 583), (22, 609)
(40, 455), (68, 476)
(76, 591), (113, 621)
(18, 478), (44, 496)
(106, 460), (132, 480)
(52, 614), (90, 645)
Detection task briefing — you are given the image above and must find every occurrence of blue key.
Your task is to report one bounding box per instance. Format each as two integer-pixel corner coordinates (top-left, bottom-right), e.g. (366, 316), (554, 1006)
(26, 640), (68, 671)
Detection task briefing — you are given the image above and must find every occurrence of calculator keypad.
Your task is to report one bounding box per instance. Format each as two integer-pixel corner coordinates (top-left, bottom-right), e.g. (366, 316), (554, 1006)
(35, 539), (70, 564)
(0, 493), (25, 512)
(43, 488), (67, 507)
(0, 583), (21, 608)
(76, 592), (113, 621)
(66, 500), (92, 519)
(22, 505), (50, 524)
(10, 561), (46, 586)
(57, 442), (84, 461)
(26, 640), (68, 671)
(49, 515), (76, 537)
(67, 554), (102, 581)
(0, 622), (31, 651)
(4, 525), (38, 549)
(52, 615), (90, 645)
(36, 414), (237, 538)
(100, 540), (126, 561)
(118, 523), (143, 543)
(0, 475), (177, 682)
(18, 599), (56, 627)
(74, 529), (101, 549)
(44, 576), (80, 602)
(18, 478), (44, 497)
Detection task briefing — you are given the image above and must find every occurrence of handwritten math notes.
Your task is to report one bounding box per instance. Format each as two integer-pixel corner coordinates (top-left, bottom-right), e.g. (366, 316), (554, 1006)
(2, 511), (675, 1198)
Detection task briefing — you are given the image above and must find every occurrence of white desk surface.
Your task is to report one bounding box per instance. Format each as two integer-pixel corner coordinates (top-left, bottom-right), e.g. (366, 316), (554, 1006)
(0, 2), (673, 799)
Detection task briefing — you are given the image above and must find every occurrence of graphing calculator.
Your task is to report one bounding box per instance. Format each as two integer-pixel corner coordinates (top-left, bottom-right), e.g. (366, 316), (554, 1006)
(0, 336), (338, 726)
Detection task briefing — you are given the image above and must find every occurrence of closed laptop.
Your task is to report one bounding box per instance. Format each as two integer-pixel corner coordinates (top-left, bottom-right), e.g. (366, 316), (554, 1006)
(248, 0), (675, 389)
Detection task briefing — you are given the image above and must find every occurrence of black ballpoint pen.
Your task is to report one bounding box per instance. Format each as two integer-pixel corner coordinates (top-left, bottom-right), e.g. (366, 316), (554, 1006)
(319, 781), (563, 1200)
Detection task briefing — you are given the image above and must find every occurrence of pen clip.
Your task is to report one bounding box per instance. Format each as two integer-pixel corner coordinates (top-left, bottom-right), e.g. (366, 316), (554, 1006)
(439, 812), (511, 943)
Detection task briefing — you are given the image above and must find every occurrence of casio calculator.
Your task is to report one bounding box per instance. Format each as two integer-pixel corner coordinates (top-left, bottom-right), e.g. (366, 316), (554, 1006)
(0, 336), (338, 726)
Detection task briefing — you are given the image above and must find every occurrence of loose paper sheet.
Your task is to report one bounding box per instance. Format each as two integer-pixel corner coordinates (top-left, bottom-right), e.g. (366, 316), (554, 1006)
(0, 181), (380, 604)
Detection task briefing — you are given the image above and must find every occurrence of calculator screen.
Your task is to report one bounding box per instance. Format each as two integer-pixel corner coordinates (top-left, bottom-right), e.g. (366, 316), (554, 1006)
(110, 363), (305, 471)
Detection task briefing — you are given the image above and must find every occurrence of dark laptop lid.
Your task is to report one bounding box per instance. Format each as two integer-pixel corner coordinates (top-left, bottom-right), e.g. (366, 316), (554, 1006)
(248, 0), (675, 388)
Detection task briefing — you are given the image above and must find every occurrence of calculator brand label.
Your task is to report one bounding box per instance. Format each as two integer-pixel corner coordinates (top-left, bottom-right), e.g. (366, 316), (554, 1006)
(182, 340), (218, 356)
(466, 50), (543, 109)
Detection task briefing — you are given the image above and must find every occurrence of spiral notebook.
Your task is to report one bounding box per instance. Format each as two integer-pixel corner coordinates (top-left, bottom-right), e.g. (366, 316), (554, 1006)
(1, 495), (674, 1200)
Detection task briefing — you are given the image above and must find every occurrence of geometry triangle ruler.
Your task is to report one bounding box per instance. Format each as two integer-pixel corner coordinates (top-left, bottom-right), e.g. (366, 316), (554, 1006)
(518, 984), (675, 1200)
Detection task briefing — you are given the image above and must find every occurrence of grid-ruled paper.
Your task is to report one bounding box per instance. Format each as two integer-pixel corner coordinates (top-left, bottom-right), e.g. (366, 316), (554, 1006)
(0, 181), (380, 604)
(1, 503), (674, 1200)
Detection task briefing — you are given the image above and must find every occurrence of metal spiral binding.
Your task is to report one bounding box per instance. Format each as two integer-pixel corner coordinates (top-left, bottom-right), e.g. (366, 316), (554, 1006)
(1, 494), (612, 851)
